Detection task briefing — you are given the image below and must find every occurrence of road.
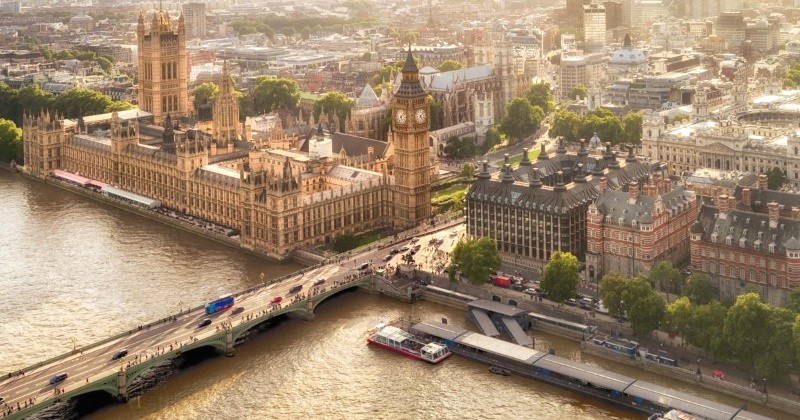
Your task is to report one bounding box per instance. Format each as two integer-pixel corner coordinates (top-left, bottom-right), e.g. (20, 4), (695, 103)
(0, 221), (465, 415)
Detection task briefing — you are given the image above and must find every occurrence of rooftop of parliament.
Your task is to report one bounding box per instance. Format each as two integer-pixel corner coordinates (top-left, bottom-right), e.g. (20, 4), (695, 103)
(20, 9), (433, 261)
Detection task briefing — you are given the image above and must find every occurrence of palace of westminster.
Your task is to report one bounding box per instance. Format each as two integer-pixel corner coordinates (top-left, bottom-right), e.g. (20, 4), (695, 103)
(22, 9), (433, 260)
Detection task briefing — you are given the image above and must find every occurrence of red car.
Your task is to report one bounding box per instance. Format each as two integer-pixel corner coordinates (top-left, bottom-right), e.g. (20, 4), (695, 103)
(271, 296), (283, 304)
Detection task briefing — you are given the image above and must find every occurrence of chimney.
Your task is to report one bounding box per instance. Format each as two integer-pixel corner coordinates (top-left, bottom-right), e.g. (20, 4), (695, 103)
(717, 194), (731, 214)
(758, 174), (768, 190)
(628, 181), (639, 203)
(599, 176), (607, 193)
(793, 206), (800, 220)
(646, 181), (658, 197)
(728, 195), (736, 212)
(662, 177), (671, 193)
(768, 201), (780, 227)
(742, 188), (751, 207)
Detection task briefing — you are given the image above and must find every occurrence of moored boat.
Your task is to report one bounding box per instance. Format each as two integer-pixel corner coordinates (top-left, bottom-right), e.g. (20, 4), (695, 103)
(367, 323), (452, 363)
(489, 366), (511, 376)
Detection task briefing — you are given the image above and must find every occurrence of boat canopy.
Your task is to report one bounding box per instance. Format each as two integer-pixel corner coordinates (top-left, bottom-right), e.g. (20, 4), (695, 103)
(375, 325), (412, 343)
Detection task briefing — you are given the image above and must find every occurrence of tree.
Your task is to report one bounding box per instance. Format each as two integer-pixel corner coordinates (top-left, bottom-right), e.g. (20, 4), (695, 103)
(460, 163), (475, 178)
(723, 293), (773, 369)
(684, 273), (715, 306)
(437, 59), (465, 72)
(525, 82), (554, 114)
(648, 260), (681, 300)
(371, 63), (401, 86)
(192, 82), (220, 113)
(451, 237), (502, 285)
(599, 271), (628, 318)
(670, 114), (691, 125)
(755, 307), (796, 380)
(0, 118), (22, 163)
(568, 84), (588, 100)
(52, 88), (113, 119)
(429, 99), (444, 131)
(313, 90), (354, 133)
(548, 110), (582, 142)
(13, 84), (54, 125)
(788, 287), (800, 314)
(104, 101), (136, 113)
(687, 300), (728, 359)
(627, 290), (666, 337)
(443, 136), (477, 159)
(767, 167), (786, 190)
(664, 296), (693, 341)
(499, 98), (543, 142)
(481, 126), (501, 153)
(300, 26), (312, 41)
(621, 112), (643, 145)
(333, 234), (359, 252)
(251, 77), (300, 114)
(540, 252), (581, 303)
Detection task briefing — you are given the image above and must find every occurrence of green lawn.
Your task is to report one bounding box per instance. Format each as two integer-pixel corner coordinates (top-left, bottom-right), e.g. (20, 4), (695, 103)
(494, 148), (541, 169)
(432, 184), (468, 213)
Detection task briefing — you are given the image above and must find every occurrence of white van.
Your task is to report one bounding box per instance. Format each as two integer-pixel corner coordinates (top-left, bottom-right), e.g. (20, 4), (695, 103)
(595, 300), (610, 315)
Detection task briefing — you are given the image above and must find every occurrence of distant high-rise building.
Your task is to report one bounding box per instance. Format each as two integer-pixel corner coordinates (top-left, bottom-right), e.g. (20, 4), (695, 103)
(716, 11), (746, 49)
(137, 10), (189, 124)
(583, 3), (607, 52)
(603, 1), (623, 29)
(566, 0), (590, 27)
(182, 2), (207, 40)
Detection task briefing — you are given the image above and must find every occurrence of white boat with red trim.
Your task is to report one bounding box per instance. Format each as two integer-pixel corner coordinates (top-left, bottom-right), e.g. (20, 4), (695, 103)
(366, 323), (451, 364)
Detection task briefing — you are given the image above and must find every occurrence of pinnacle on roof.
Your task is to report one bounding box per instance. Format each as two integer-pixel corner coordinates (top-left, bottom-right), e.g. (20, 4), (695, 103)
(529, 168), (542, 189)
(623, 33), (632, 47)
(477, 160), (491, 180)
(519, 148), (532, 167)
(402, 46), (418, 73)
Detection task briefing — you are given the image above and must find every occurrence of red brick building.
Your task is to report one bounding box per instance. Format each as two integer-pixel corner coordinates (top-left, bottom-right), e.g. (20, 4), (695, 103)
(689, 183), (800, 306)
(586, 173), (698, 286)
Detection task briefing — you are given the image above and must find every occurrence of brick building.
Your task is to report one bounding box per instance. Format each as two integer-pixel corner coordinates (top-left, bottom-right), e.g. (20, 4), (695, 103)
(586, 175), (697, 285)
(689, 177), (800, 306)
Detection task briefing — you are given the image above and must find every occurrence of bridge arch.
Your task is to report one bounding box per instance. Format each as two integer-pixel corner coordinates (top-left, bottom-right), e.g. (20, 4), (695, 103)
(125, 340), (225, 385)
(309, 279), (372, 313)
(231, 304), (307, 343)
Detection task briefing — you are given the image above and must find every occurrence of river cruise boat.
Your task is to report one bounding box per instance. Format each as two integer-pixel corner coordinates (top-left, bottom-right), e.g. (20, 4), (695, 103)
(367, 323), (452, 364)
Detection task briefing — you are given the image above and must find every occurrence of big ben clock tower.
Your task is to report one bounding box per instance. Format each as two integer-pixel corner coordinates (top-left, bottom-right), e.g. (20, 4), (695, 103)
(392, 49), (431, 230)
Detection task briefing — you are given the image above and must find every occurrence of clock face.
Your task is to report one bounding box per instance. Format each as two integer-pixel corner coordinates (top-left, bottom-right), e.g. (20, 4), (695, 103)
(395, 110), (407, 125)
(415, 109), (427, 124)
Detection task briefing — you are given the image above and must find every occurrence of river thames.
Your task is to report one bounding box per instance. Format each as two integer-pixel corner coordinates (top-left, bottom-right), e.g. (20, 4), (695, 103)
(0, 171), (786, 419)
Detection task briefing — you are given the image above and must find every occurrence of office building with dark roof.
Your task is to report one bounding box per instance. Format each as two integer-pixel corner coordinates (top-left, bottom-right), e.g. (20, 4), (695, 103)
(690, 177), (800, 305)
(466, 140), (663, 271)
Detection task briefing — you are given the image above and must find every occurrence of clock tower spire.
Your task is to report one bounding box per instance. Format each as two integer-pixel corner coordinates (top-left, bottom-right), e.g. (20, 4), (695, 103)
(392, 47), (431, 229)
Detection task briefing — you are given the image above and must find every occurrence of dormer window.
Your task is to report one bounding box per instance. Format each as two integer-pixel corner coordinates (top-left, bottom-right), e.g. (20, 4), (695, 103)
(769, 243), (776, 253)
(739, 237), (746, 248)
(711, 233), (718, 242)
(726, 236), (733, 246)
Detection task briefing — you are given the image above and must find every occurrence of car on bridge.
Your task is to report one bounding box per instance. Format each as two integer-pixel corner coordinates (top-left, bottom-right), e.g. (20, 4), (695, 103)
(197, 318), (212, 328)
(231, 307), (245, 315)
(49, 372), (68, 385)
(390, 248), (400, 254)
(313, 279), (326, 287)
(358, 263), (370, 270)
(111, 349), (129, 361)
(289, 284), (303, 294)
(383, 255), (392, 262)
(271, 296), (283, 304)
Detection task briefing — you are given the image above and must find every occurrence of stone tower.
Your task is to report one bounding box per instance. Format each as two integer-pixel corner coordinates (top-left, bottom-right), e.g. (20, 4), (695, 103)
(137, 8), (189, 125)
(392, 49), (432, 230)
(22, 110), (65, 177)
(212, 61), (241, 153)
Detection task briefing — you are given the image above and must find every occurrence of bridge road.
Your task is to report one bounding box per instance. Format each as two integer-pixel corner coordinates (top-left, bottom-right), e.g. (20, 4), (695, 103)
(0, 220), (466, 414)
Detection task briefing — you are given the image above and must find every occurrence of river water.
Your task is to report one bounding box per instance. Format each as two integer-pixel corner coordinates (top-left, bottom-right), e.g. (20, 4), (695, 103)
(0, 171), (787, 419)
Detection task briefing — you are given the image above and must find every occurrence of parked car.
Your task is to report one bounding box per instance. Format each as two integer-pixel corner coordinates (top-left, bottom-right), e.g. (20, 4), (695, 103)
(231, 306), (245, 315)
(579, 297), (594, 309)
(595, 300), (610, 314)
(49, 373), (68, 385)
(111, 349), (129, 361)
(510, 283), (526, 292)
(523, 288), (538, 296)
(565, 298), (578, 307)
(271, 296), (283, 304)
(197, 318), (212, 328)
